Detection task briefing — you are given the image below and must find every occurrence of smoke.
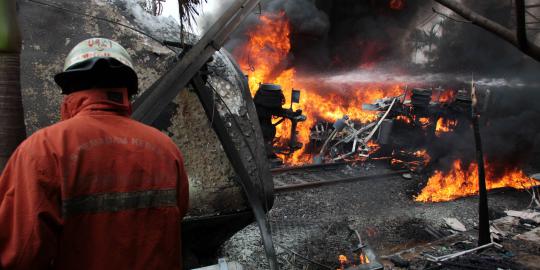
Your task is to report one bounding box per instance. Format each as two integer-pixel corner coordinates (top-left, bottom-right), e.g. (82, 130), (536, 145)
(226, 0), (540, 77)
(111, 0), (182, 40)
(426, 85), (540, 174)
(223, 0), (540, 171)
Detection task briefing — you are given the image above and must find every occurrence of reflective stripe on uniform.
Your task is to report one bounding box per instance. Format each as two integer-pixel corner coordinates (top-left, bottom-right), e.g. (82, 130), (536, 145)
(62, 189), (177, 217)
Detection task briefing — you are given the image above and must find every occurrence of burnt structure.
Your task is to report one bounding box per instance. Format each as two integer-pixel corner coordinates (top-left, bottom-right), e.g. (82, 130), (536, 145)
(253, 83), (306, 160)
(254, 83), (286, 156)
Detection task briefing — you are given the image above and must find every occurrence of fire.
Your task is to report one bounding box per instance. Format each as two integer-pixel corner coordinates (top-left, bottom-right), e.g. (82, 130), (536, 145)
(415, 159), (539, 202)
(396, 115), (411, 124)
(413, 149), (431, 166)
(338, 255), (347, 264)
(337, 253), (370, 269)
(389, 0), (405, 10)
(359, 253), (370, 264)
(418, 117), (430, 125)
(438, 89), (456, 103)
(367, 140), (380, 155)
(234, 12), (404, 165)
(391, 149), (431, 171)
(435, 118), (458, 134)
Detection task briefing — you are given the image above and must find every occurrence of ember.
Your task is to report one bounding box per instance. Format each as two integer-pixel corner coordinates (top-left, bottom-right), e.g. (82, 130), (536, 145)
(395, 115), (411, 124)
(414, 150), (431, 167)
(437, 89), (456, 103)
(389, 0), (405, 10)
(415, 159), (538, 202)
(435, 118), (458, 134)
(337, 252), (370, 269)
(338, 255), (348, 270)
(417, 117), (430, 126)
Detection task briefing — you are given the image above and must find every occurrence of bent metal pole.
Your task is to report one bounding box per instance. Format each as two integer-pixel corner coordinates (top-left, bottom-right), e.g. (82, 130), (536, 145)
(0, 0), (27, 172)
(471, 80), (490, 246)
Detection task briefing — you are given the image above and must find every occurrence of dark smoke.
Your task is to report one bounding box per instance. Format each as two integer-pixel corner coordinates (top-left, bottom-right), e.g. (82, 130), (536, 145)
(225, 0), (540, 172)
(430, 87), (540, 174)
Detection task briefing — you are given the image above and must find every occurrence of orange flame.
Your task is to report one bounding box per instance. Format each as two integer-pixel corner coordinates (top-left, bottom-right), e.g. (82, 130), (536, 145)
(359, 253), (370, 264)
(418, 117), (430, 125)
(438, 89), (456, 103)
(396, 115), (411, 124)
(337, 252), (370, 269)
(235, 12), (404, 165)
(416, 159), (538, 202)
(391, 149), (431, 171)
(338, 254), (348, 270)
(435, 118), (458, 134)
(414, 149), (431, 166)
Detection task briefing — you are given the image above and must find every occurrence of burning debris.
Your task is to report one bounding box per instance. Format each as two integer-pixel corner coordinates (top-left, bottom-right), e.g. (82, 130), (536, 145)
(232, 9), (539, 204)
(416, 160), (539, 202)
(3, 0), (540, 269)
(336, 227), (383, 270)
(221, 1), (540, 269)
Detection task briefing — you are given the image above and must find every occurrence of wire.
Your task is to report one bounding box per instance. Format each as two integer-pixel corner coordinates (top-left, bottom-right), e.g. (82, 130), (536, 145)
(417, 12), (437, 29)
(275, 243), (333, 270)
(432, 7), (472, 24)
(26, 0), (178, 54)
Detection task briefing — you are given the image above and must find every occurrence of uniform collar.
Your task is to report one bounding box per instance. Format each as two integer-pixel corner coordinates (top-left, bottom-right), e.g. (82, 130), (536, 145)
(60, 88), (132, 120)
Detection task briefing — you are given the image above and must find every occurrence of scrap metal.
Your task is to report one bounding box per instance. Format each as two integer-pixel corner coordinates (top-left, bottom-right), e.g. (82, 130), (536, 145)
(314, 98), (397, 164)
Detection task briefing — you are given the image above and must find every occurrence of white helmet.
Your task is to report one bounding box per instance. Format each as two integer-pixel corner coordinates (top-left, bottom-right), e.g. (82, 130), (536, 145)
(54, 38), (138, 96)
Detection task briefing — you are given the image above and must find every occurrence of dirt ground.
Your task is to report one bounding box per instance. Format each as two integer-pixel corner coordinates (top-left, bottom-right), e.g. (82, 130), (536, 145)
(220, 162), (536, 269)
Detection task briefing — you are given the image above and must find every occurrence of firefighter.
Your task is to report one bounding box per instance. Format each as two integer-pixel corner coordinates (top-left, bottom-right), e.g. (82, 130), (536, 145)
(0, 38), (189, 269)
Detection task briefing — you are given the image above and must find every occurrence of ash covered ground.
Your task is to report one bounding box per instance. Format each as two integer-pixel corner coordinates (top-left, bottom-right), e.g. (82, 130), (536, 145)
(219, 163), (534, 269)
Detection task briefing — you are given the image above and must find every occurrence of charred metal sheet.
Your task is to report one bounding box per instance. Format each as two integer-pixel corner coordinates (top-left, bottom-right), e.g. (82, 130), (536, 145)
(192, 73), (278, 269)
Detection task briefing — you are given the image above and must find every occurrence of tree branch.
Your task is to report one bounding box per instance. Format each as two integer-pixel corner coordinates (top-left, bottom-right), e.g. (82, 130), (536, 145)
(433, 0), (540, 62)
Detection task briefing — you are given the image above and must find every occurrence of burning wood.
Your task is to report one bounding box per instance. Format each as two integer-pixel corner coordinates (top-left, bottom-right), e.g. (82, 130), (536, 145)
(415, 160), (539, 202)
(435, 118), (458, 134)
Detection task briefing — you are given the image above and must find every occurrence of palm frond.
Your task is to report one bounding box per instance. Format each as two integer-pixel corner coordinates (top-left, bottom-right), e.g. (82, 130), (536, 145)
(178, 0), (206, 42)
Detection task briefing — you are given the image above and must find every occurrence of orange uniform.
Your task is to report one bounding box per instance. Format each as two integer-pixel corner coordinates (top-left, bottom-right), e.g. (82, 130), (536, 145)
(0, 88), (189, 269)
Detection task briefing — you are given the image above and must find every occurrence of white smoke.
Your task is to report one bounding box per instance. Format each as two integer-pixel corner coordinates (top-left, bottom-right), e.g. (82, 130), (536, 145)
(322, 69), (532, 89)
(160, 0), (237, 35)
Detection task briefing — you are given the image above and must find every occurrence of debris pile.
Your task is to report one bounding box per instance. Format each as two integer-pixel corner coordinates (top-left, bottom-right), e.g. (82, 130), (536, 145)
(381, 209), (540, 270)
